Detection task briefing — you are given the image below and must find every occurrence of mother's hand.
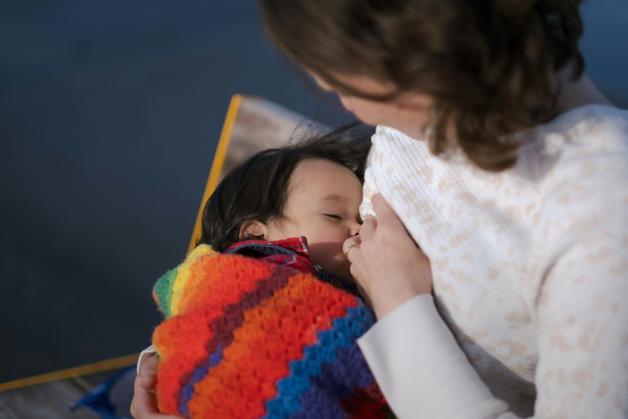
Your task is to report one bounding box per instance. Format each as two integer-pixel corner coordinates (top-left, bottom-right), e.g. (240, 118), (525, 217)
(344, 194), (432, 319)
(130, 353), (182, 419)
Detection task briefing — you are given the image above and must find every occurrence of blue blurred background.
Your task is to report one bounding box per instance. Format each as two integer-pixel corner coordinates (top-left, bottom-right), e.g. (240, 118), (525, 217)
(0, 0), (626, 382)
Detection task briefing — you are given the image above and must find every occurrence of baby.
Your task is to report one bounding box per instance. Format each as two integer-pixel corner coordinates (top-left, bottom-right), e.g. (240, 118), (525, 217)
(149, 126), (389, 418)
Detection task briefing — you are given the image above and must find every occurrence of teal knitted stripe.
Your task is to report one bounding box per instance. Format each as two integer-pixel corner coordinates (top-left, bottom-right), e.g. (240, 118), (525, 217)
(153, 268), (178, 318)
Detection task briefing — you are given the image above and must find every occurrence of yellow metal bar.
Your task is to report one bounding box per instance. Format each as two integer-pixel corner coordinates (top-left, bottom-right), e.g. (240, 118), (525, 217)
(1, 95), (248, 393)
(1, 95), (245, 393)
(0, 353), (139, 392)
(187, 94), (243, 254)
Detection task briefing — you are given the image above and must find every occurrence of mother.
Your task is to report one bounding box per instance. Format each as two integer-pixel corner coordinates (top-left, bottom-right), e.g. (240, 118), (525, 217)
(257, 0), (628, 418)
(133, 1), (628, 418)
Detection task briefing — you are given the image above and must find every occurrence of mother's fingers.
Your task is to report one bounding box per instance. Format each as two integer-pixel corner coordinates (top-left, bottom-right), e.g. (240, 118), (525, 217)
(372, 194), (404, 229)
(360, 216), (377, 240)
(131, 354), (183, 419)
(131, 368), (158, 417)
(137, 354), (158, 389)
(343, 236), (360, 262)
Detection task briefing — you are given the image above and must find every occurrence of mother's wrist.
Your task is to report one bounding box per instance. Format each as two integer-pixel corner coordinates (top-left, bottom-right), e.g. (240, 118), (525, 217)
(372, 285), (428, 319)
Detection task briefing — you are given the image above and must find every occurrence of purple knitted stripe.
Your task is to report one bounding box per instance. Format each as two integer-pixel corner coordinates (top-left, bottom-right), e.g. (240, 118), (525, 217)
(178, 264), (292, 415)
(287, 344), (376, 419)
(322, 342), (375, 390)
(206, 264), (292, 357)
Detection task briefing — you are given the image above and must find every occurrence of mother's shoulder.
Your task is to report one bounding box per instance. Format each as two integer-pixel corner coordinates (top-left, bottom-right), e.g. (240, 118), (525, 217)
(517, 104), (628, 178)
(543, 104), (628, 147)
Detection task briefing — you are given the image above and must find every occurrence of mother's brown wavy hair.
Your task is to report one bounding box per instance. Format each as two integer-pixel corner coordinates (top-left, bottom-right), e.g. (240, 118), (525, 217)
(259, 0), (585, 171)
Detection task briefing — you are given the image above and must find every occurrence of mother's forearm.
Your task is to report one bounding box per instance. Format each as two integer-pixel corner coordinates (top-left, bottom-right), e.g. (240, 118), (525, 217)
(358, 294), (515, 419)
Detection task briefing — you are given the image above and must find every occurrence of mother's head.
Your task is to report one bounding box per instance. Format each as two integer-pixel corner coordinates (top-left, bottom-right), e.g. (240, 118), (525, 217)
(259, 0), (584, 171)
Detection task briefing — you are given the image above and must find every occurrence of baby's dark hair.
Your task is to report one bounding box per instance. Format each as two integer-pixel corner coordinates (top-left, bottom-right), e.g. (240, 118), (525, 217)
(199, 123), (372, 251)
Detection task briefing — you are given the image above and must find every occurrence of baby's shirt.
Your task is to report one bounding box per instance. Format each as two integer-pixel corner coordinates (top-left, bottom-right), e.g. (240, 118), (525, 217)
(225, 237), (360, 296)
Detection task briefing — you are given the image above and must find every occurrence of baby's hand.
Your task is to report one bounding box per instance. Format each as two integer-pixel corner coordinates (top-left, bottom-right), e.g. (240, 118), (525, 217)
(344, 194), (432, 319)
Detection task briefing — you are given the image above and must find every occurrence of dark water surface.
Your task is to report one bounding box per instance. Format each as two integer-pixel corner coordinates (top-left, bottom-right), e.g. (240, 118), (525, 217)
(0, 0), (626, 381)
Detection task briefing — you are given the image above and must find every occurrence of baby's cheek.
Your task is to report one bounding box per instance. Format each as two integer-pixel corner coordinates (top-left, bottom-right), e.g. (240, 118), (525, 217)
(332, 259), (354, 283)
(308, 241), (344, 270)
(326, 249), (353, 280)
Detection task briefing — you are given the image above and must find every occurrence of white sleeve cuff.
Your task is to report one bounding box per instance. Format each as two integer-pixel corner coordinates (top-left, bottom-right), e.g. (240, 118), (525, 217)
(136, 344), (157, 374)
(358, 295), (508, 419)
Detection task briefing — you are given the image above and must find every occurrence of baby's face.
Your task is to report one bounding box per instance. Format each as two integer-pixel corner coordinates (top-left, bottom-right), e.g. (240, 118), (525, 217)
(266, 159), (362, 280)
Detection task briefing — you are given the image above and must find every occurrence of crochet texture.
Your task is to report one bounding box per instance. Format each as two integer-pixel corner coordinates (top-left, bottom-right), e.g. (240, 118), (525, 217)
(152, 245), (388, 419)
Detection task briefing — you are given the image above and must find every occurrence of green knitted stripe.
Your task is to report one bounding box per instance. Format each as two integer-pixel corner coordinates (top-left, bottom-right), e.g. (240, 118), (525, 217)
(154, 267), (178, 318)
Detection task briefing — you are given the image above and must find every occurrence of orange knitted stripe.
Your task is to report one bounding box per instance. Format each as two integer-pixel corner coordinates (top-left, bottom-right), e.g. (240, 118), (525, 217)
(154, 256), (274, 414)
(176, 254), (273, 316)
(154, 307), (217, 413)
(187, 274), (356, 419)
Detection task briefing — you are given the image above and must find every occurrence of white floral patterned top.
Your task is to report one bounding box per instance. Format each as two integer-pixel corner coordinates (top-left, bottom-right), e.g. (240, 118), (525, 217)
(358, 104), (628, 419)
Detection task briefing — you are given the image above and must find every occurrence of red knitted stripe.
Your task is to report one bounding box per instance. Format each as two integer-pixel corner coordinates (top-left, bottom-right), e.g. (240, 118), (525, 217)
(188, 274), (358, 419)
(175, 254), (273, 316)
(154, 255), (274, 413)
(203, 263), (292, 369)
(154, 307), (216, 413)
(344, 382), (389, 419)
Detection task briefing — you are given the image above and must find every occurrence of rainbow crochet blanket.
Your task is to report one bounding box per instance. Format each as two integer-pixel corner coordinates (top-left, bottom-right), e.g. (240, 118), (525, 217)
(152, 244), (388, 418)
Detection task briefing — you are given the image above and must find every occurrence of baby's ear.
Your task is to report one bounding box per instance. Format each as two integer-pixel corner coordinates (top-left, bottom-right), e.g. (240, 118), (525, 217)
(238, 220), (268, 241)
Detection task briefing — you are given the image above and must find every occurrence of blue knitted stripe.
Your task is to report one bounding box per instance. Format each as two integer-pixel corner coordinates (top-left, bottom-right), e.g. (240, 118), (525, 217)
(178, 343), (224, 415)
(263, 304), (375, 419)
(290, 341), (378, 419)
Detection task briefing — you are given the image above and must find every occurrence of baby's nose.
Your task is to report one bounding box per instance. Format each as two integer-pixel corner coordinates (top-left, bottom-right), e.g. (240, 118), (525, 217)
(349, 222), (361, 237)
